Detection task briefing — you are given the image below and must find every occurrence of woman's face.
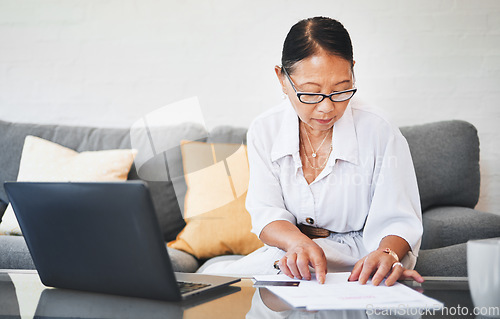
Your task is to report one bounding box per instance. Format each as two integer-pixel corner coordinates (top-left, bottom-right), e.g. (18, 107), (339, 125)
(276, 50), (355, 133)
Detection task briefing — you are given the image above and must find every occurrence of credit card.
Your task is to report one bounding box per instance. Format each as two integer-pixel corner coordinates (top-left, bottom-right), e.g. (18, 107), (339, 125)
(253, 281), (300, 287)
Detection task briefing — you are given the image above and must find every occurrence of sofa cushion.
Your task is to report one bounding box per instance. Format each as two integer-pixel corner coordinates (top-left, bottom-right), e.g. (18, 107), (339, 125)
(130, 122), (209, 217)
(0, 119), (207, 241)
(166, 247), (200, 273)
(421, 206), (500, 249)
(127, 121), (209, 241)
(415, 243), (467, 277)
(207, 126), (247, 144)
(0, 236), (35, 269)
(400, 120), (480, 211)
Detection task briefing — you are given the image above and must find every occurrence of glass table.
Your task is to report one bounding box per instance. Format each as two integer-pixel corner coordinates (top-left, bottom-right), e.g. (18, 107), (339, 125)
(0, 269), (485, 319)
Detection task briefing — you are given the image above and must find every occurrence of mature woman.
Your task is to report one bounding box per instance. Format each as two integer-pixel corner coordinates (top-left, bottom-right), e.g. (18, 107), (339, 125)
(202, 16), (423, 286)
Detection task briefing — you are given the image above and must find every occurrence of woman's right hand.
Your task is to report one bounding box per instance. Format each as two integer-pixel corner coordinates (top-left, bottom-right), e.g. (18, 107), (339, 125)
(260, 220), (327, 284)
(278, 239), (327, 284)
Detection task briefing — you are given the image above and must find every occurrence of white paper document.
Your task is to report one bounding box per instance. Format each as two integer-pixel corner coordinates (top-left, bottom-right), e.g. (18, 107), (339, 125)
(253, 272), (443, 311)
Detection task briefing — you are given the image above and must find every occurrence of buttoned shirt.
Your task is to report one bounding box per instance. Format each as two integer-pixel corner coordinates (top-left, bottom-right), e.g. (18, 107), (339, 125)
(245, 99), (423, 254)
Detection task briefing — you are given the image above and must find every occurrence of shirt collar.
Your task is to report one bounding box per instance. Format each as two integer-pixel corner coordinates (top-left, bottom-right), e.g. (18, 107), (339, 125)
(270, 100), (359, 166)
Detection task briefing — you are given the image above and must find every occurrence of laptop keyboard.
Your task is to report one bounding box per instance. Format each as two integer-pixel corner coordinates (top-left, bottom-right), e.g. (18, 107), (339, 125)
(177, 281), (211, 294)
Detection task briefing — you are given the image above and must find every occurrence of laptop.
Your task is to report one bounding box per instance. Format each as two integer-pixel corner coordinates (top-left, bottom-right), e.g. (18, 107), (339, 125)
(4, 181), (240, 301)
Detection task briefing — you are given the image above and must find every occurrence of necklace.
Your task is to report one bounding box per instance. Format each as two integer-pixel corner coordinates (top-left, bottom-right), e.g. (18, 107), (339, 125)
(300, 137), (333, 170)
(303, 125), (331, 158)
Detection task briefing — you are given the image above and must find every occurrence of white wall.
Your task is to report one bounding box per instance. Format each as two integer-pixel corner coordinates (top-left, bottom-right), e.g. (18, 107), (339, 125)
(0, 0), (499, 213)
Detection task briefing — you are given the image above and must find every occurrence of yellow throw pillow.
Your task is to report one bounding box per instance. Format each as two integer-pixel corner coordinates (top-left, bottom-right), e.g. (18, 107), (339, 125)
(0, 135), (137, 235)
(168, 140), (263, 259)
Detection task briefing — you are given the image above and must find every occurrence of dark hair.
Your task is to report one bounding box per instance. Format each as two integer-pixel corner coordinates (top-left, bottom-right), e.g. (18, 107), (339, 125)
(281, 16), (353, 74)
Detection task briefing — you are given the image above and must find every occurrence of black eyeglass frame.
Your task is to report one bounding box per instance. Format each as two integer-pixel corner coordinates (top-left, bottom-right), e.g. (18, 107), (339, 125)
(282, 66), (357, 104)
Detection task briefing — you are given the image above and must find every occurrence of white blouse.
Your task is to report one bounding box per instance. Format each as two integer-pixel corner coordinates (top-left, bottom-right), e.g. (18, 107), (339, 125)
(245, 98), (423, 256)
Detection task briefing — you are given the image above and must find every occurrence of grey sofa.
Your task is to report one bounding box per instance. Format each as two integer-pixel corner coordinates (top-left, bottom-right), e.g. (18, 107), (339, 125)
(0, 118), (499, 276)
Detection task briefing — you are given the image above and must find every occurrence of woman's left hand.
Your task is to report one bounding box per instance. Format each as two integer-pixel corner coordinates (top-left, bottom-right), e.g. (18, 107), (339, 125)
(347, 249), (424, 286)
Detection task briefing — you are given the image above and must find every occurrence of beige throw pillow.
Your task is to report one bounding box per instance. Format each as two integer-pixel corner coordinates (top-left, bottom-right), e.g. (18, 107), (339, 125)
(168, 140), (263, 259)
(0, 135), (137, 235)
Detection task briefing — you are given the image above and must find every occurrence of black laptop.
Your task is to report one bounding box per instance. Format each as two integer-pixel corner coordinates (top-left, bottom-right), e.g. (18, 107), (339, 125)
(4, 181), (240, 301)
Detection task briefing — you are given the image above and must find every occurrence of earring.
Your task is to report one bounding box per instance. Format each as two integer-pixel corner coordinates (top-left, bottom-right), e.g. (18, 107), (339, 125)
(282, 93), (287, 99)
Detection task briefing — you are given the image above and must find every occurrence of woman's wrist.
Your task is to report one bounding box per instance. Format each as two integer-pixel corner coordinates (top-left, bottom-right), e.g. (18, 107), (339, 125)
(284, 235), (315, 252)
(377, 235), (411, 262)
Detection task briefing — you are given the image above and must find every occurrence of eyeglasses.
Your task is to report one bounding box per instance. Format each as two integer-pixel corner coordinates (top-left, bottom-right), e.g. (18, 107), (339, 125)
(282, 66), (357, 104)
